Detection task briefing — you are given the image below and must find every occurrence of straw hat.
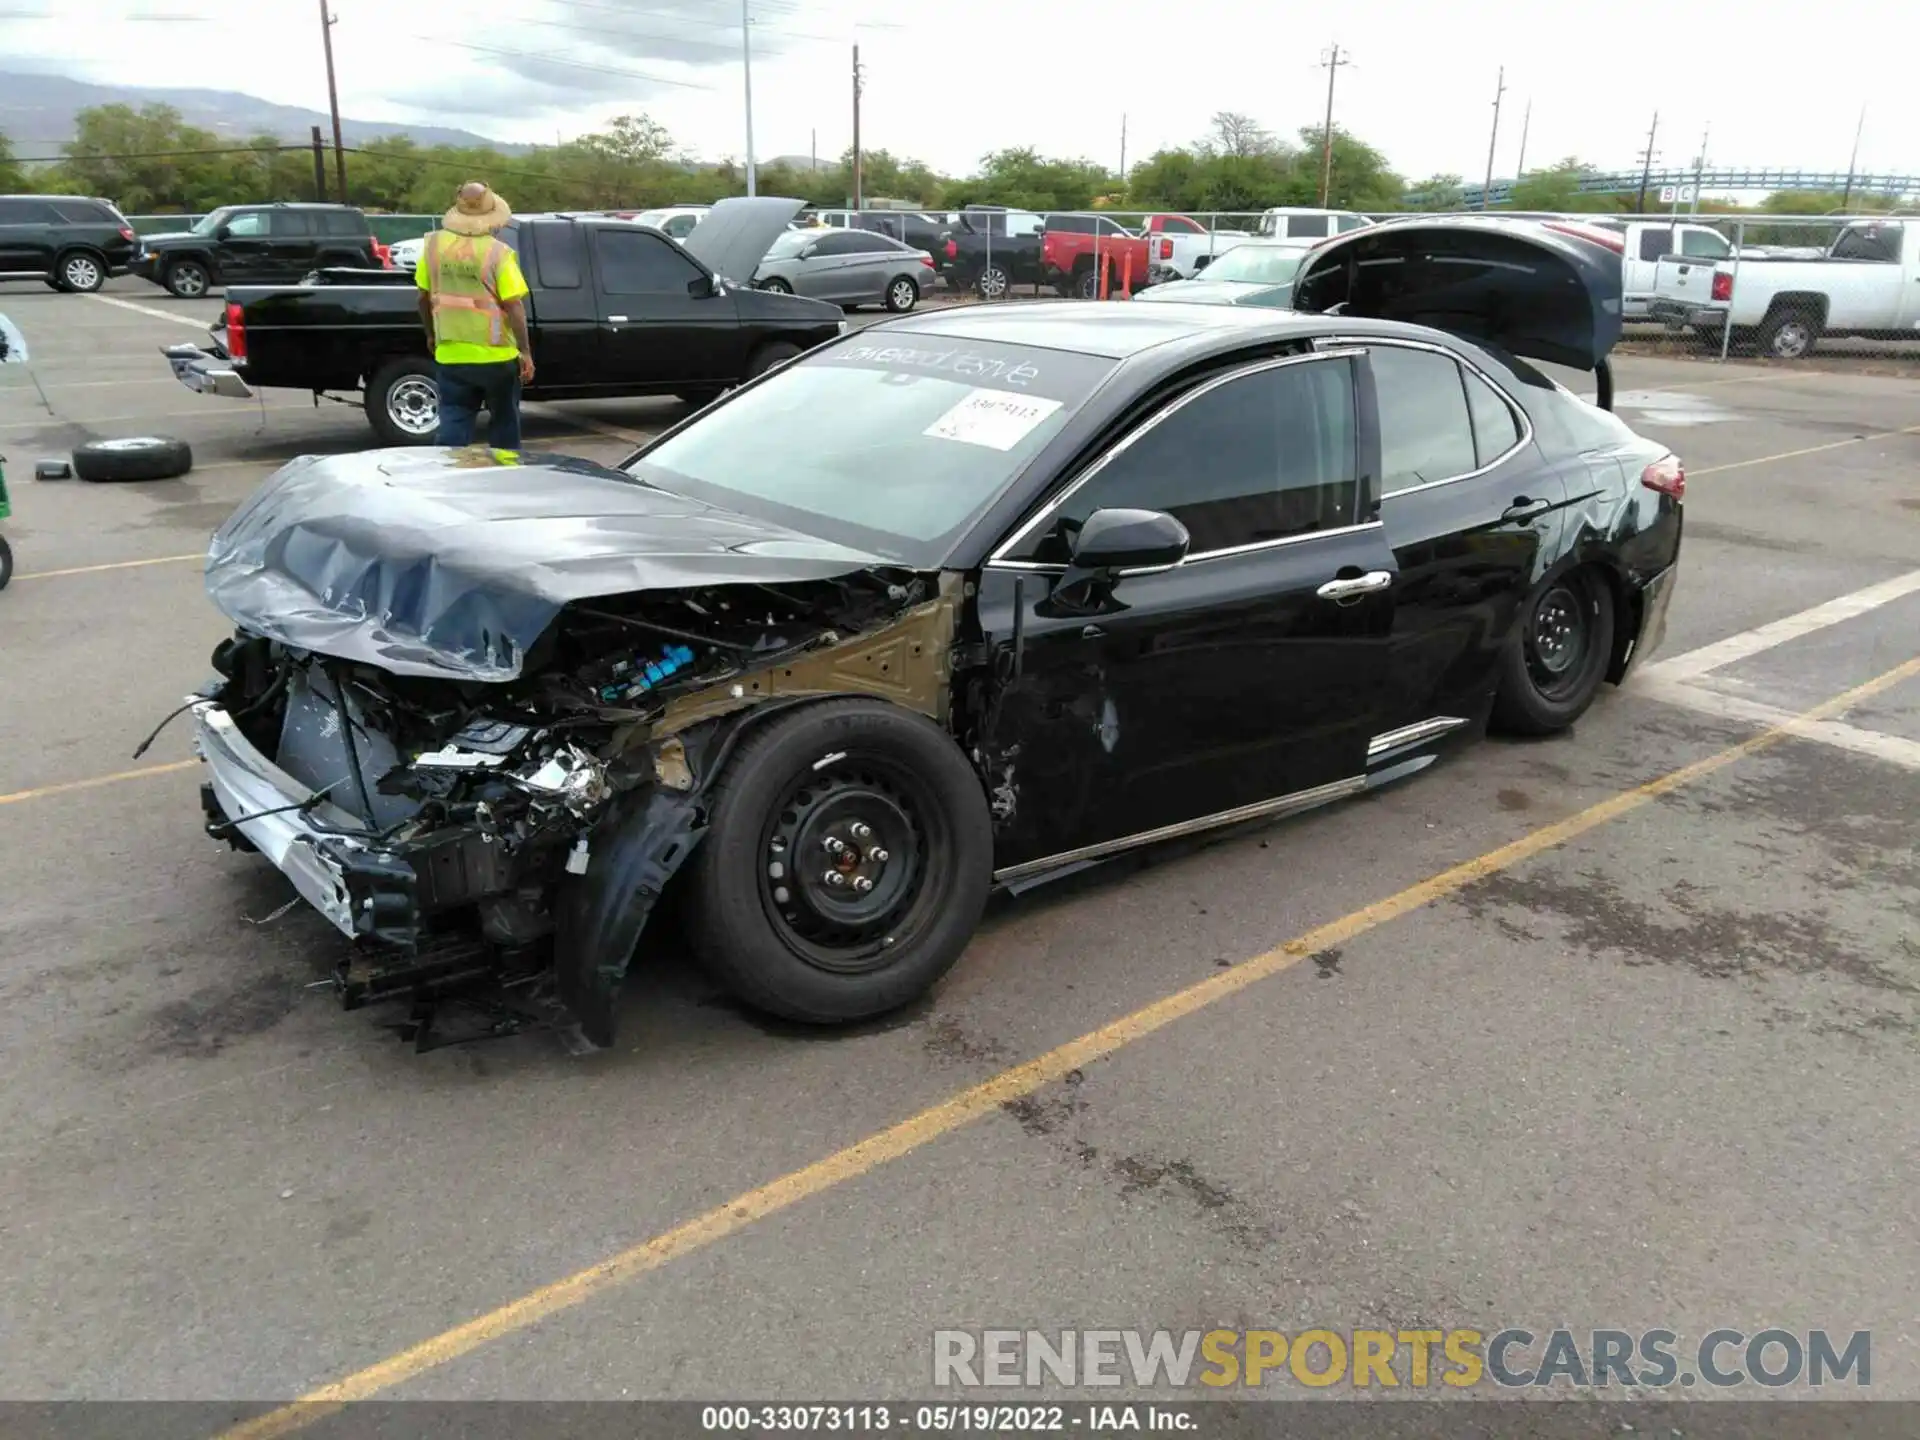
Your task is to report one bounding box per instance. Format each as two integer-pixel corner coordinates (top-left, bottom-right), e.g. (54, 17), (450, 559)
(443, 181), (512, 236)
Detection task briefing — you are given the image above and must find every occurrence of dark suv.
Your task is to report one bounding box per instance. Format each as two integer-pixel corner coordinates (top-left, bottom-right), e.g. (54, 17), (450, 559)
(131, 203), (380, 298)
(0, 194), (140, 292)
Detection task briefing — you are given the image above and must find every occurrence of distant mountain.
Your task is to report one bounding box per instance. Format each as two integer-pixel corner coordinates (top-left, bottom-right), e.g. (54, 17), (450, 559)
(0, 72), (531, 155)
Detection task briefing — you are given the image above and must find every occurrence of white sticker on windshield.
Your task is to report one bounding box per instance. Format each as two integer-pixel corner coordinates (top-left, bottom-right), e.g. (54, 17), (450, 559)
(923, 389), (1063, 450)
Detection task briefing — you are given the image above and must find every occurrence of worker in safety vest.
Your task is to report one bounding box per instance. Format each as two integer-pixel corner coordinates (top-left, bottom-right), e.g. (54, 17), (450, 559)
(415, 181), (534, 447)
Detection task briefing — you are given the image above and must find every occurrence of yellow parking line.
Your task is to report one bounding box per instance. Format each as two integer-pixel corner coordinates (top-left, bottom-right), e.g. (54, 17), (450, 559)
(1691, 423), (1920, 477)
(0, 760), (198, 809)
(12, 553), (203, 581)
(213, 653), (1920, 1439)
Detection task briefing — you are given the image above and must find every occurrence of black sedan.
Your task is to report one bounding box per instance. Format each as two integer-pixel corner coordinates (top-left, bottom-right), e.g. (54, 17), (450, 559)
(182, 217), (1681, 1051)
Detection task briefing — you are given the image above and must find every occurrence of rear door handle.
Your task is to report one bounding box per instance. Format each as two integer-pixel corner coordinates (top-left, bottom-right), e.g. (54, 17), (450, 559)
(1316, 570), (1393, 601)
(1503, 495), (1553, 521)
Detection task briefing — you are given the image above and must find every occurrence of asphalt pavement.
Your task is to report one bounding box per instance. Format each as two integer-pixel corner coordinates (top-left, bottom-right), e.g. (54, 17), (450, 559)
(0, 276), (1916, 1416)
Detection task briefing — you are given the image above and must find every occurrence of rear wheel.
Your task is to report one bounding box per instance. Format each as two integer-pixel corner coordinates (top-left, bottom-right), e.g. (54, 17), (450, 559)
(1075, 265), (1101, 300)
(1756, 309), (1819, 360)
(57, 251), (106, 293)
(684, 700), (993, 1023)
(975, 264), (1011, 301)
(365, 355), (440, 446)
(884, 274), (919, 312)
(758, 276), (793, 293)
(1491, 568), (1616, 735)
(164, 258), (211, 299)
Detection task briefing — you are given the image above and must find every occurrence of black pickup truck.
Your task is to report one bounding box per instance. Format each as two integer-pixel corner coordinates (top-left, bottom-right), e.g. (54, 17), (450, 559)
(936, 206), (1046, 300)
(163, 197), (845, 445)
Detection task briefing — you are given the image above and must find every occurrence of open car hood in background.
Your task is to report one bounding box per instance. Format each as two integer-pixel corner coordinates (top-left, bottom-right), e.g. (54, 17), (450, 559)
(1289, 217), (1624, 372)
(203, 446), (886, 682)
(681, 196), (809, 284)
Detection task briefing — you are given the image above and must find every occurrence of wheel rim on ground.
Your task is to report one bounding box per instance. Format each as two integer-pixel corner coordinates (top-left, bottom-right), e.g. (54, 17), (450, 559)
(388, 377), (439, 436)
(757, 756), (944, 975)
(64, 256), (101, 289)
(173, 265), (208, 297)
(889, 279), (915, 309)
(1770, 322), (1810, 358)
(1524, 580), (1592, 700)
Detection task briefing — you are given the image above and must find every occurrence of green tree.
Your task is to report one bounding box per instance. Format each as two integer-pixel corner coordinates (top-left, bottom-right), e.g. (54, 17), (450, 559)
(0, 131), (25, 193)
(951, 148), (1111, 210)
(1404, 173), (1465, 210)
(1507, 157), (1604, 211)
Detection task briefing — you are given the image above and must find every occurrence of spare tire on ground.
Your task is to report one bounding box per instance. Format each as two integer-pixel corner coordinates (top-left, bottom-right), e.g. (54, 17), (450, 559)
(71, 437), (193, 483)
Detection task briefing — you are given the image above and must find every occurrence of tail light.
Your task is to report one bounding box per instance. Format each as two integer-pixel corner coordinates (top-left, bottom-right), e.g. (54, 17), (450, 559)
(1158, 237), (1172, 260)
(1710, 272), (1733, 302)
(1543, 220), (1626, 253)
(1641, 455), (1684, 499)
(223, 301), (246, 361)
(920, 253), (934, 268)
(118, 226), (137, 243)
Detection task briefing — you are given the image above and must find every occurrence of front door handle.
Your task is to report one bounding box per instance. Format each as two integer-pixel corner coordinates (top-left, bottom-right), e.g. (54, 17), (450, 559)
(1503, 495), (1553, 521)
(607, 314), (628, 323)
(1316, 570), (1393, 601)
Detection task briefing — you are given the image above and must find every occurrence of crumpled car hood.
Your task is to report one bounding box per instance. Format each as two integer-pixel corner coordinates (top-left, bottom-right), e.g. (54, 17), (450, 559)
(204, 446), (887, 682)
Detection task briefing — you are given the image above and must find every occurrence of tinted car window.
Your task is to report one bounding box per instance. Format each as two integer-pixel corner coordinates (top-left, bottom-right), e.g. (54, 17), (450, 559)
(319, 211), (363, 235)
(1370, 346), (1478, 492)
(1019, 357), (1359, 563)
(1680, 228), (1729, 259)
(593, 227), (703, 292)
(665, 213), (699, 238)
(1046, 215), (1092, 234)
(50, 199), (111, 224)
(1638, 226), (1672, 262)
(1286, 215), (1330, 237)
(845, 232), (900, 253)
(1463, 370), (1522, 466)
(526, 223), (580, 288)
(814, 230), (866, 256)
(0, 199), (56, 223)
(225, 211), (269, 237)
(1831, 223), (1901, 262)
(270, 210), (313, 237)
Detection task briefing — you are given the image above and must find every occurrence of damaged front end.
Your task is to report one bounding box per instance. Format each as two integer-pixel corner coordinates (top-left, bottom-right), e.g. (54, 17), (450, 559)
(194, 569), (965, 1050)
(187, 447), (964, 1050)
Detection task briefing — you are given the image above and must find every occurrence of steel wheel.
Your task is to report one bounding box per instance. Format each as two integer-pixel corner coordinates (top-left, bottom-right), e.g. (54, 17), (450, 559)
(61, 254), (103, 292)
(1763, 317), (1813, 359)
(757, 756), (942, 976)
(1524, 580), (1593, 701)
(386, 376), (439, 437)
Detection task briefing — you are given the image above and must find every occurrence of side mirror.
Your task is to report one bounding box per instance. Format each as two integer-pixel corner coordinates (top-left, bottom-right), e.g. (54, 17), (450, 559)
(1067, 507), (1190, 573)
(687, 273), (718, 297)
(215, 224), (232, 240)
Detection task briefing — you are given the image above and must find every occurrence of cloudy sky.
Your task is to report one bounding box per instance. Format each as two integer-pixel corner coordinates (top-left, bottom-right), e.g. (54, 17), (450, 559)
(3, 0), (1914, 186)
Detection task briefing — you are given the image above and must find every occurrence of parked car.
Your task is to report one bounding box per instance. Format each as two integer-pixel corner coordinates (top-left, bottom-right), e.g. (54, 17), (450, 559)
(1649, 217), (1920, 358)
(161, 198), (846, 444)
(1133, 240), (1314, 307)
(632, 205), (710, 240)
(0, 194), (139, 292)
(131, 202), (381, 298)
(936, 207), (1046, 299)
(1148, 226), (1258, 284)
(1256, 207), (1376, 240)
(387, 233), (430, 271)
(755, 226), (934, 312)
(1041, 213), (1154, 297)
(179, 215), (1680, 1053)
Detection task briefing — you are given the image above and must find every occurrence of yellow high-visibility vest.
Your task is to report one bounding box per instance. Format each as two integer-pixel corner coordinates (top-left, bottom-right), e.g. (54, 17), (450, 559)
(425, 231), (510, 350)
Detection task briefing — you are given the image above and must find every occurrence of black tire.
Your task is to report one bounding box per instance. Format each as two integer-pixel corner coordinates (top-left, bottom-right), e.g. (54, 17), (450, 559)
(1755, 309), (1819, 360)
(975, 264), (1010, 301)
(746, 340), (801, 378)
(70, 436), (193, 483)
(365, 355), (441, 446)
(1491, 567), (1616, 736)
(676, 386), (725, 407)
(1075, 265), (1101, 300)
(683, 699), (994, 1024)
(0, 534), (12, 592)
(56, 250), (107, 293)
(758, 276), (793, 293)
(884, 274), (919, 313)
(164, 258), (212, 299)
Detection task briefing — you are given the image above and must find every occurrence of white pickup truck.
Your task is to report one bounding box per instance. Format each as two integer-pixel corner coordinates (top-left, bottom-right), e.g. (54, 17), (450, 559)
(1648, 218), (1920, 358)
(1147, 208), (1375, 283)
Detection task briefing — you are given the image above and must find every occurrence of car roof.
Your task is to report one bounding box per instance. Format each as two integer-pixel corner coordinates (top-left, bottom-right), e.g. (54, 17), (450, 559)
(871, 298), (1326, 359)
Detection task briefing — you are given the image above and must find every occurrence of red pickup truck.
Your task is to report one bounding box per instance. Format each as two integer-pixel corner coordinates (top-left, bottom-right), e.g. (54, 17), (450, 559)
(1041, 213), (1204, 297)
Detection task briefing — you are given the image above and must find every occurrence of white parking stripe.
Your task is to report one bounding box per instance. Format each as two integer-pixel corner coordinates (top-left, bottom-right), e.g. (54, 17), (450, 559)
(1641, 568), (1920, 683)
(84, 293), (214, 329)
(1636, 675), (1920, 774)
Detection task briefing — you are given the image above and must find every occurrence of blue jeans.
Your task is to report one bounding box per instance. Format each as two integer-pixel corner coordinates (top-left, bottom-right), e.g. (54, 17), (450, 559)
(436, 360), (522, 448)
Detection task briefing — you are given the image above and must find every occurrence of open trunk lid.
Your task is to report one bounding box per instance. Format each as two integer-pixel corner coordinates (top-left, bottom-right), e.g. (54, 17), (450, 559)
(1290, 216), (1625, 372)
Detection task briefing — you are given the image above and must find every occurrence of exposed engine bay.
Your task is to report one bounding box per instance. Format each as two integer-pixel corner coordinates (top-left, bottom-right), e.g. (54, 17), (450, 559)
(194, 567), (965, 1051)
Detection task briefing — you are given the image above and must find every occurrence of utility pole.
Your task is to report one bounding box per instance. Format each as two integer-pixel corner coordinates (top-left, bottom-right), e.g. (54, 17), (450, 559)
(317, 0), (347, 202)
(1634, 110), (1659, 213)
(851, 45), (864, 209)
(1317, 44), (1350, 206)
(1481, 66), (1505, 209)
(309, 125), (327, 202)
(1514, 98), (1531, 179)
(1840, 105), (1865, 210)
(741, 0), (756, 195)
(1688, 122), (1709, 216)
(1118, 113), (1127, 186)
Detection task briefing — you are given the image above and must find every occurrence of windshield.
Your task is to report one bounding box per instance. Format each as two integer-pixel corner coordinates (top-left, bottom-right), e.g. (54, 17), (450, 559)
(1200, 246), (1308, 285)
(191, 208), (232, 236)
(627, 338), (1120, 565)
(633, 209), (670, 228)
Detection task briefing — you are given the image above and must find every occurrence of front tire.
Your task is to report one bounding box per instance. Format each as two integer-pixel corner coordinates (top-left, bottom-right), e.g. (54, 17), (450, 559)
(365, 355), (440, 446)
(746, 340), (801, 378)
(1491, 568), (1616, 735)
(684, 700), (994, 1024)
(164, 258), (212, 299)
